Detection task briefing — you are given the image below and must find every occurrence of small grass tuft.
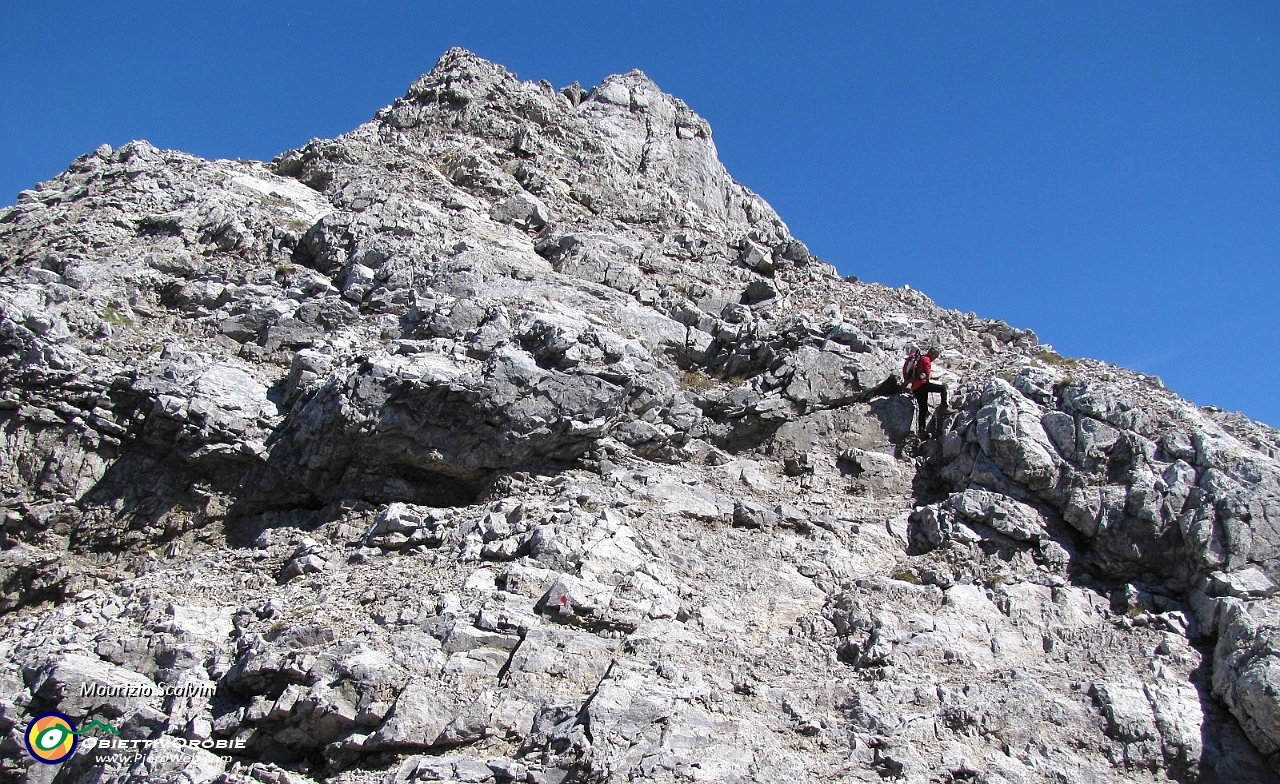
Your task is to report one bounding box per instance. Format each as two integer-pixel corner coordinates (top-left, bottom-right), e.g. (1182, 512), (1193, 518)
(890, 568), (922, 585)
(1036, 348), (1078, 367)
(678, 369), (716, 392)
(101, 303), (132, 326)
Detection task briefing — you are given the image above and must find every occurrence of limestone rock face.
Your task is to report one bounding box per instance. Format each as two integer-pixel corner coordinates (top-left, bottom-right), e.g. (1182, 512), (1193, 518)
(3, 48), (1280, 783)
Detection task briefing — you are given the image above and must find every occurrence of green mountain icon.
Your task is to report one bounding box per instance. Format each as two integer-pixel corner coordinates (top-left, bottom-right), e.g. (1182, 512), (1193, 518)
(75, 720), (120, 737)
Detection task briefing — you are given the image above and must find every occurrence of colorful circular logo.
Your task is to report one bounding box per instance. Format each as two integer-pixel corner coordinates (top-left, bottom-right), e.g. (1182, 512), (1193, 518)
(25, 712), (78, 764)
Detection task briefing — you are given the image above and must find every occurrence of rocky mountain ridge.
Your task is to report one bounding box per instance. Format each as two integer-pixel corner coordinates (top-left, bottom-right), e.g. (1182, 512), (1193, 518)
(2, 48), (1279, 783)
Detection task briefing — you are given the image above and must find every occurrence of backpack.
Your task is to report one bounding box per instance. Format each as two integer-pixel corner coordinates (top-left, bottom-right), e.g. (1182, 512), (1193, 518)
(902, 350), (921, 386)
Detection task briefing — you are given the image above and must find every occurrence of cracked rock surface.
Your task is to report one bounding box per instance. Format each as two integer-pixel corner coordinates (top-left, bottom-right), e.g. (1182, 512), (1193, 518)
(2, 48), (1280, 783)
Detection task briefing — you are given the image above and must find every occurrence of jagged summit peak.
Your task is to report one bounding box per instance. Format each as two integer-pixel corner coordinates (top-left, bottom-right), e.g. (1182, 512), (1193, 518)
(275, 47), (775, 242)
(397, 48), (681, 123)
(595, 67), (663, 93)
(403, 47), (516, 101)
(435, 45), (504, 73)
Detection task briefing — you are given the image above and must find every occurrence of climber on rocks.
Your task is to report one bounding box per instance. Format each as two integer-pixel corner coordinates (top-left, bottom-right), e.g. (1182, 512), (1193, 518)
(906, 347), (949, 437)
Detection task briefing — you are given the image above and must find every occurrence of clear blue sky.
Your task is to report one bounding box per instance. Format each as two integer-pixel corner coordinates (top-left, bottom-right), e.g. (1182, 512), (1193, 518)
(3, 2), (1277, 427)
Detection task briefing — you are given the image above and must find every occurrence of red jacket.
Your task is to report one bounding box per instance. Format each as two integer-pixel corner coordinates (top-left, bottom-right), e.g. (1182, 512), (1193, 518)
(910, 354), (932, 391)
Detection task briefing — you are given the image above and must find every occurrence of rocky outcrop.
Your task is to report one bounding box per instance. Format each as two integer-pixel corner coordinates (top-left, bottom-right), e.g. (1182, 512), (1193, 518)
(2, 48), (1280, 783)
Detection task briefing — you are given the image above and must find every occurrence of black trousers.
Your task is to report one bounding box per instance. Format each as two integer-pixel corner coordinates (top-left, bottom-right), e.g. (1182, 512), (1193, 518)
(913, 382), (947, 432)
